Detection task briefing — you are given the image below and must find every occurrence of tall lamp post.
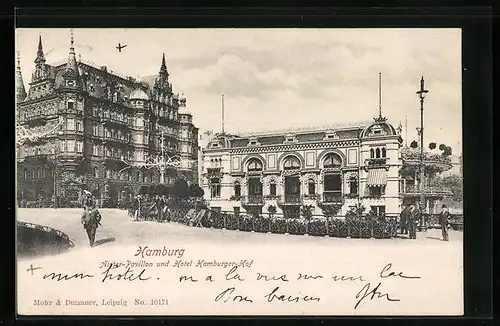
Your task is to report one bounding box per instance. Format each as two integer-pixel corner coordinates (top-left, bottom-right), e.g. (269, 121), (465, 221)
(52, 131), (64, 208)
(416, 76), (429, 231)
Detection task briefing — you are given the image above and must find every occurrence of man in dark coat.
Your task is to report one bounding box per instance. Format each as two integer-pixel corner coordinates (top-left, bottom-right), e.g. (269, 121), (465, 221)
(439, 204), (451, 241)
(399, 204), (410, 235)
(408, 204), (420, 240)
(81, 194), (102, 247)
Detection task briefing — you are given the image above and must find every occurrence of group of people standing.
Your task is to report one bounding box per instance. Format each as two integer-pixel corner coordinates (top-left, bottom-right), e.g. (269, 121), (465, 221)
(131, 194), (170, 222)
(399, 203), (452, 241)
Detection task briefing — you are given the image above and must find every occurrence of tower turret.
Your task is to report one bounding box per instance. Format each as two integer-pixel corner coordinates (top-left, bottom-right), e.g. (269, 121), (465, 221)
(34, 35), (46, 65)
(159, 53), (169, 79)
(61, 29), (82, 89)
(31, 34), (49, 83)
(16, 52), (27, 103)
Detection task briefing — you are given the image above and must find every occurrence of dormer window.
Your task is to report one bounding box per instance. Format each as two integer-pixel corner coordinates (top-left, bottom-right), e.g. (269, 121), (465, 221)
(324, 130), (339, 140)
(284, 133), (297, 144)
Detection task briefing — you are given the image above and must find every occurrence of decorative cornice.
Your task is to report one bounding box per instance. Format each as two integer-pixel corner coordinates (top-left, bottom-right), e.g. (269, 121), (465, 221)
(228, 140), (360, 154)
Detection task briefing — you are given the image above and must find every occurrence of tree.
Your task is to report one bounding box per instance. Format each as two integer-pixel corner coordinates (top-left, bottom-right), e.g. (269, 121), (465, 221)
(189, 184), (204, 197)
(173, 179), (189, 198)
(439, 144), (446, 151)
(429, 142), (437, 150)
(410, 140), (418, 149)
(443, 146), (452, 156)
(442, 175), (463, 202)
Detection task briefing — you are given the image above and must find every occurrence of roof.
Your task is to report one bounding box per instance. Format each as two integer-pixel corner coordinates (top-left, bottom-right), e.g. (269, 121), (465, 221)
(129, 88), (150, 101)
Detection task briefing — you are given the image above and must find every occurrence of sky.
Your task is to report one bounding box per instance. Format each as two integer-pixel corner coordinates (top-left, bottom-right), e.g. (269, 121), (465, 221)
(16, 28), (462, 154)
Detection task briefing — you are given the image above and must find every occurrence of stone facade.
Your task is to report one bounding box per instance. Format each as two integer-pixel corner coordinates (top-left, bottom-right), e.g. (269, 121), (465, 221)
(201, 117), (404, 218)
(16, 34), (198, 207)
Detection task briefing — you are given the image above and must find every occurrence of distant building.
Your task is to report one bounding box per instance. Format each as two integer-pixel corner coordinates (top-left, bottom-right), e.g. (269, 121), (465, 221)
(16, 34), (198, 207)
(201, 116), (403, 218)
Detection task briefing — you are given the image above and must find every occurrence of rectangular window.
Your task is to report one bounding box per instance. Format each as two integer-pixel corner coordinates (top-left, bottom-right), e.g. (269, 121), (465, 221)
(76, 121), (83, 131)
(76, 141), (83, 153)
(210, 178), (221, 198)
(270, 183), (277, 196)
(308, 182), (316, 195)
(349, 179), (358, 195)
(324, 174), (341, 191)
(67, 119), (75, 130)
(234, 184), (241, 197)
(370, 187), (382, 197)
(67, 101), (74, 110)
(93, 145), (98, 156)
(60, 140), (66, 152)
(67, 140), (75, 152)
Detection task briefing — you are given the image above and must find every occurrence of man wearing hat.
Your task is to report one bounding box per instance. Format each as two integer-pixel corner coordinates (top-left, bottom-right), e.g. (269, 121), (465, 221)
(81, 190), (102, 247)
(439, 204), (451, 241)
(399, 204), (410, 236)
(408, 203), (420, 240)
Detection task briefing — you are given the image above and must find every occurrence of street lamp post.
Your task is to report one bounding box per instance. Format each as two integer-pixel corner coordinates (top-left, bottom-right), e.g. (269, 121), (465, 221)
(52, 130), (64, 208)
(416, 76), (429, 232)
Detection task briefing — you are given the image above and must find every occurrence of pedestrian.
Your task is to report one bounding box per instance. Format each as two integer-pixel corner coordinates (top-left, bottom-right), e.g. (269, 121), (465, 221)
(439, 204), (451, 241)
(399, 204), (410, 235)
(80, 194), (102, 247)
(408, 204), (420, 240)
(134, 195), (142, 221)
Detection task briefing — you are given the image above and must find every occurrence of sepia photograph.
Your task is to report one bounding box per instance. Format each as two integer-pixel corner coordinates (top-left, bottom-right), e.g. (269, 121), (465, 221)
(16, 28), (463, 316)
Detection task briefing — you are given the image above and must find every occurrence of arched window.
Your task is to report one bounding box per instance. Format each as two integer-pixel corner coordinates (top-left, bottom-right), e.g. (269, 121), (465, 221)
(323, 153), (342, 168)
(308, 179), (316, 195)
(375, 148), (381, 158)
(349, 176), (358, 195)
(283, 156), (301, 170)
(234, 181), (241, 197)
(247, 158), (263, 172)
(381, 148), (387, 158)
(67, 99), (74, 110)
(269, 181), (277, 196)
(370, 148), (375, 158)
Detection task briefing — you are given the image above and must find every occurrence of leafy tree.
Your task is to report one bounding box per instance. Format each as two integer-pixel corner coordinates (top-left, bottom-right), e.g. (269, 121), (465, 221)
(442, 175), (462, 202)
(189, 184), (204, 197)
(429, 142), (437, 150)
(410, 140), (418, 149)
(439, 144), (446, 151)
(173, 179), (189, 198)
(443, 146), (452, 156)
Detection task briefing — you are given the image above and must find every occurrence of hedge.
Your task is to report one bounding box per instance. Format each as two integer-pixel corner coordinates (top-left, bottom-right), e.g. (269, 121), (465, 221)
(161, 208), (397, 239)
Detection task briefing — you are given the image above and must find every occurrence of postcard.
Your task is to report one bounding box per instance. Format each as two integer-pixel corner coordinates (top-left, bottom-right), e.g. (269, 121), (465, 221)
(16, 28), (463, 316)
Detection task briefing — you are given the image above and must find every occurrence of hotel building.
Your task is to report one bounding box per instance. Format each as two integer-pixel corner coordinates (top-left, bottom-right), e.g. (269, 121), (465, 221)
(201, 115), (404, 218)
(16, 33), (199, 207)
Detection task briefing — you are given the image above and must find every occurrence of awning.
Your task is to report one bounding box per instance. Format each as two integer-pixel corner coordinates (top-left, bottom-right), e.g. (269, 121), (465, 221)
(366, 168), (387, 187)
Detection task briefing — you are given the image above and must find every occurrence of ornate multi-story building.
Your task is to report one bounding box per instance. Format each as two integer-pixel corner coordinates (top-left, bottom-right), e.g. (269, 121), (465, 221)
(201, 115), (404, 218)
(16, 34), (199, 207)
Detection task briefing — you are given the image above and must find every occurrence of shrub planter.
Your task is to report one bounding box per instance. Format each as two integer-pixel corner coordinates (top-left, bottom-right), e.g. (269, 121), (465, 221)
(309, 219), (327, 236)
